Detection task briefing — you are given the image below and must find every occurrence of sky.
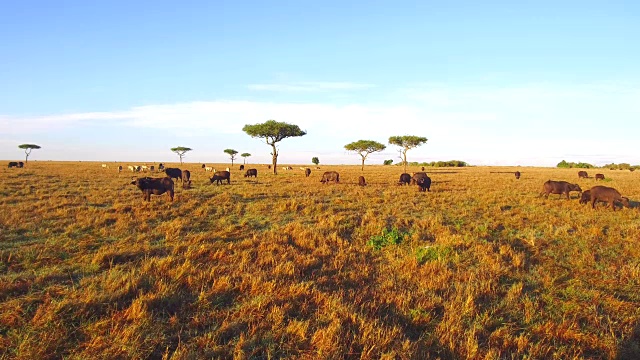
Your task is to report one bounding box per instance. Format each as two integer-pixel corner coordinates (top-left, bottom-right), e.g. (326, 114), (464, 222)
(1, 0), (639, 166)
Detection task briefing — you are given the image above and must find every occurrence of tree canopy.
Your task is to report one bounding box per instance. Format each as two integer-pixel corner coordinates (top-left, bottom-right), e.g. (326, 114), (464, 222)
(242, 120), (307, 174)
(171, 146), (192, 165)
(344, 140), (386, 171)
(388, 135), (428, 173)
(312, 157), (320, 165)
(18, 144), (41, 163)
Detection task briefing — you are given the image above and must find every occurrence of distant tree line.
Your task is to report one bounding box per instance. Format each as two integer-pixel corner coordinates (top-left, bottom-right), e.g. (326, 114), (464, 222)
(557, 160), (639, 170)
(383, 160), (469, 167)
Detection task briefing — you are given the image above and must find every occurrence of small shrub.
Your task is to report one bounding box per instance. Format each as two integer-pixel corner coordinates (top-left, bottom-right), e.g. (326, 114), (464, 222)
(415, 245), (453, 264)
(367, 227), (410, 250)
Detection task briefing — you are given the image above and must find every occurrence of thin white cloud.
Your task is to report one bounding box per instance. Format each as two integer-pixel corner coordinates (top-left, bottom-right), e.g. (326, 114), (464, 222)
(247, 81), (375, 92)
(2, 81), (639, 165)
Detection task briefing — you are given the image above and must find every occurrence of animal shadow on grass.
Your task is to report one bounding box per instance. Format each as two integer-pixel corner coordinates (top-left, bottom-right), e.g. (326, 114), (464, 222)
(617, 322), (640, 360)
(626, 199), (640, 209)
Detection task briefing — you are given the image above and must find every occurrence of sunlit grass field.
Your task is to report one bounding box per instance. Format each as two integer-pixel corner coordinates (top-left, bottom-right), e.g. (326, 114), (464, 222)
(1, 161), (639, 359)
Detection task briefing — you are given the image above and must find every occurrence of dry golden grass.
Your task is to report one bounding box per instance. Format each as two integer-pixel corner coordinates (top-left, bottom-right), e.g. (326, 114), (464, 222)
(1, 162), (639, 359)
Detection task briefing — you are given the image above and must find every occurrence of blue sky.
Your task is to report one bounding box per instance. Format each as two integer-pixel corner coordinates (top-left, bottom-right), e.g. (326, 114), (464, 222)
(2, 1), (639, 166)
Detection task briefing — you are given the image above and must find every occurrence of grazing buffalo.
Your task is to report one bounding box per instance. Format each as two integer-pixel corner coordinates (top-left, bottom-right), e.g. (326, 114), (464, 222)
(595, 173), (605, 181)
(164, 168), (183, 182)
(244, 169), (257, 178)
(202, 164), (206, 169)
(182, 170), (191, 188)
(210, 170), (231, 185)
(411, 172), (429, 185)
(421, 166), (425, 171)
(117, 165), (123, 173)
(515, 171), (521, 179)
(149, 165), (155, 172)
(131, 177), (174, 202)
(320, 171), (340, 184)
(541, 180), (582, 200)
(158, 163), (165, 171)
(18, 162), (24, 168)
(399, 173), (411, 185)
(578, 171), (588, 179)
(417, 175), (432, 192)
(358, 176), (366, 186)
(579, 190), (591, 204)
(305, 168), (311, 177)
(239, 165), (245, 171)
(8, 162), (18, 168)
(585, 185), (630, 211)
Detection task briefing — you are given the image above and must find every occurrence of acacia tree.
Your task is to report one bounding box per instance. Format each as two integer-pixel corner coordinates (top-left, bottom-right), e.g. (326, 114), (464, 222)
(242, 120), (306, 174)
(344, 140), (386, 171)
(388, 135), (428, 173)
(224, 149), (238, 166)
(18, 144), (41, 164)
(241, 153), (251, 164)
(312, 157), (319, 166)
(171, 146), (192, 165)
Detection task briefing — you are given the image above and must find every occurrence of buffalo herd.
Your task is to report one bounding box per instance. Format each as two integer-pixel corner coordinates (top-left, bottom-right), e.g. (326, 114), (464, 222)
(122, 162), (634, 209)
(539, 170), (632, 210)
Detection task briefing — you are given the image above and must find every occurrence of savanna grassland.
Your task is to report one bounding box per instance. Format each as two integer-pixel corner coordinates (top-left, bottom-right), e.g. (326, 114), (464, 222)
(1, 162), (639, 359)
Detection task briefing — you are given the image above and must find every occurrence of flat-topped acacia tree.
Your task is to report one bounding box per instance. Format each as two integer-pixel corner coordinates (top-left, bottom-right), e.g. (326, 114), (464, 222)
(171, 146), (192, 165)
(224, 149), (238, 166)
(388, 135), (428, 173)
(241, 153), (251, 164)
(242, 120), (306, 174)
(344, 140), (386, 171)
(18, 144), (41, 164)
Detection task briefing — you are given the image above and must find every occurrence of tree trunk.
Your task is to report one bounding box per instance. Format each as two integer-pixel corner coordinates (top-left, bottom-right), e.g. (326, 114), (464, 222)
(25, 149), (31, 163)
(403, 150), (408, 173)
(361, 156), (365, 171)
(271, 144), (278, 174)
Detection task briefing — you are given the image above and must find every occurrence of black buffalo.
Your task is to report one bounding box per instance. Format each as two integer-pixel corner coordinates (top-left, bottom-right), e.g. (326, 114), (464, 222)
(411, 172), (429, 185)
(182, 170), (191, 188)
(578, 171), (588, 179)
(417, 176), (431, 192)
(164, 168), (182, 182)
(320, 171), (339, 184)
(305, 168), (311, 177)
(8, 162), (18, 168)
(131, 177), (174, 202)
(358, 176), (366, 186)
(595, 173), (605, 181)
(398, 173), (411, 185)
(585, 185), (630, 211)
(210, 170), (231, 185)
(239, 165), (245, 171)
(244, 169), (257, 178)
(515, 171), (521, 179)
(541, 180), (582, 200)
